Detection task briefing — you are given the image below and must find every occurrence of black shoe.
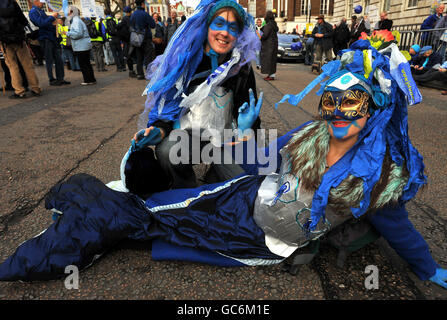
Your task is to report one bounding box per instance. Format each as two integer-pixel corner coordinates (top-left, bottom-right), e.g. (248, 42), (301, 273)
(61, 80), (71, 85)
(50, 80), (63, 86)
(9, 93), (27, 99)
(129, 71), (137, 78)
(49, 79), (58, 85)
(31, 90), (42, 96)
(137, 75), (145, 80)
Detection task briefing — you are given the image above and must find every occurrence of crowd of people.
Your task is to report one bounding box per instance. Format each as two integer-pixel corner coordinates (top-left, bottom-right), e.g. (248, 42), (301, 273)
(0, 0), (446, 292)
(296, 4), (447, 95)
(0, 0), (187, 98)
(304, 11), (393, 74)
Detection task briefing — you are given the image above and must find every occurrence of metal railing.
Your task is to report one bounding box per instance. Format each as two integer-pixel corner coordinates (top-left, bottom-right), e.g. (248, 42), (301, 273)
(391, 25), (447, 55)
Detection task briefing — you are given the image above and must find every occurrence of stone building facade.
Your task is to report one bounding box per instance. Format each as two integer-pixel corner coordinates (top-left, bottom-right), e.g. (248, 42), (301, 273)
(235, 0), (445, 32)
(332, 0), (446, 29)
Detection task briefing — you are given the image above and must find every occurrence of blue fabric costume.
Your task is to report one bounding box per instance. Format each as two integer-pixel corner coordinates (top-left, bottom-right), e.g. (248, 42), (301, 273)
(0, 7), (445, 290)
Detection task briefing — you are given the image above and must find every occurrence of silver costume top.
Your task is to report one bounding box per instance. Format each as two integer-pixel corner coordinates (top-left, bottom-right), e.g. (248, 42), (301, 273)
(253, 148), (350, 257)
(179, 86), (235, 146)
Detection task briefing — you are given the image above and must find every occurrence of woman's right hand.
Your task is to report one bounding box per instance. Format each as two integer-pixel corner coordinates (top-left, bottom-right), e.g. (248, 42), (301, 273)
(131, 126), (165, 151)
(133, 126), (165, 142)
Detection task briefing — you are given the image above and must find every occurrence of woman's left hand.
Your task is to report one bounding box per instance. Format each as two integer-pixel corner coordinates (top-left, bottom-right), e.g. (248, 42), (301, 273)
(237, 88), (263, 132)
(429, 268), (447, 289)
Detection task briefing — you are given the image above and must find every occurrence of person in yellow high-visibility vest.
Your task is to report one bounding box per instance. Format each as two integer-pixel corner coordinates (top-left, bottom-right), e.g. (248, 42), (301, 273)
(90, 17), (107, 72)
(57, 17), (80, 71)
(103, 9), (125, 71)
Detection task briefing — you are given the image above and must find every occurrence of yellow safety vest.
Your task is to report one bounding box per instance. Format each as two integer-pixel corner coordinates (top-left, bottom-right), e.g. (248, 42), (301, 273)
(90, 20), (103, 42)
(58, 25), (68, 46)
(102, 17), (119, 39)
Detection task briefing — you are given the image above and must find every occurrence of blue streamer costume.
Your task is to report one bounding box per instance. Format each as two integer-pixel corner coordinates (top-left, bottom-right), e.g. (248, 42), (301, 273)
(0, 15), (446, 290)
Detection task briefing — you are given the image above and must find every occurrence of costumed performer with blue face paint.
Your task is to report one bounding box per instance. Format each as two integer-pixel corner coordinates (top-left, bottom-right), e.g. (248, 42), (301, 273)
(130, 0), (263, 189)
(0, 32), (446, 291)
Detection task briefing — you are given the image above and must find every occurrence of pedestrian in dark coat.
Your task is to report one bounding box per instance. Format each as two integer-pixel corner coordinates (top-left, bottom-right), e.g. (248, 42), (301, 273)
(349, 15), (367, 45)
(311, 14), (333, 73)
(377, 11), (393, 31)
(165, 11), (179, 45)
(333, 18), (350, 57)
(260, 10), (278, 80)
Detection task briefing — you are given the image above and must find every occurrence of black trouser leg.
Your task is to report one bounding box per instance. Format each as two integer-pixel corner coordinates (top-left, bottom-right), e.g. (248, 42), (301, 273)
(75, 50), (96, 83)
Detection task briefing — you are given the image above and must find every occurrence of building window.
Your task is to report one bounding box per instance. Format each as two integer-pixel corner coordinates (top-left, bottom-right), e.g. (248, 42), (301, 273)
(301, 0), (310, 15)
(383, 0), (391, 11)
(18, 0), (30, 12)
(320, 0), (329, 15)
(266, 0), (273, 11)
(348, 0), (353, 17)
(364, 0), (370, 14)
(407, 0), (418, 8)
(248, 0), (256, 17)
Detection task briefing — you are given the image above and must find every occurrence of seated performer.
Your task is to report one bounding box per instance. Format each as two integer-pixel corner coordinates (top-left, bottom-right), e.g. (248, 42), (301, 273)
(0, 30), (446, 291)
(133, 0), (262, 189)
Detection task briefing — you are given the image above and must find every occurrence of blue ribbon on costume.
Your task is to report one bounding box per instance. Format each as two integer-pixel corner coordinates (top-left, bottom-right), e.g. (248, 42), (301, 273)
(206, 48), (220, 73)
(206, 58), (232, 85)
(271, 182), (289, 205)
(275, 60), (341, 108)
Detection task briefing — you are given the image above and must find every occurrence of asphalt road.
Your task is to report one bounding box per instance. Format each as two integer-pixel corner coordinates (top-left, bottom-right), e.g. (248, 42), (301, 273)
(0, 61), (446, 301)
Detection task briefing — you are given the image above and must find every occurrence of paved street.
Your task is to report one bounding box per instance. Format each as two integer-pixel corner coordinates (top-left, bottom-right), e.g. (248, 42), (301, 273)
(0, 60), (446, 301)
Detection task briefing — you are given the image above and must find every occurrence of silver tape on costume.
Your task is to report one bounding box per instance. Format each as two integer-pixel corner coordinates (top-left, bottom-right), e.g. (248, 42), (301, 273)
(253, 149), (349, 257)
(179, 86), (235, 146)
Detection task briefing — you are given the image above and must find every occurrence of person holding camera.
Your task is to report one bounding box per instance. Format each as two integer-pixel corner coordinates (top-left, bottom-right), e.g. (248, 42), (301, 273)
(29, 0), (70, 86)
(0, 0), (41, 98)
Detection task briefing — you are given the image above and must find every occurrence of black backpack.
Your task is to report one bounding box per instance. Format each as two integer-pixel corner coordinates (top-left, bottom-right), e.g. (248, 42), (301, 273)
(86, 19), (101, 39)
(117, 18), (131, 42)
(105, 18), (118, 37)
(0, 0), (25, 44)
(282, 217), (381, 275)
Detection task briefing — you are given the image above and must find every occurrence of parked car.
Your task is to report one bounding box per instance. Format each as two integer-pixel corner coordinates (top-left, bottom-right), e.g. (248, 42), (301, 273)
(277, 33), (305, 62)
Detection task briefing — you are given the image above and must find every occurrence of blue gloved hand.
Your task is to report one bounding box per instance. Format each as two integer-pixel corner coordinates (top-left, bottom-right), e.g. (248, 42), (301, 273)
(131, 127), (162, 152)
(429, 268), (447, 289)
(237, 88), (263, 132)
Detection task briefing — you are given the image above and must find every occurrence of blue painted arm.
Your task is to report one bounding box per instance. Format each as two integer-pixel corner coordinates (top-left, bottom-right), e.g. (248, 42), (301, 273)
(366, 203), (439, 281)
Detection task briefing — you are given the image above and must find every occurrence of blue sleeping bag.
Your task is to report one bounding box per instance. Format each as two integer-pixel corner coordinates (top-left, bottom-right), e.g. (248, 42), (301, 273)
(0, 173), (282, 281)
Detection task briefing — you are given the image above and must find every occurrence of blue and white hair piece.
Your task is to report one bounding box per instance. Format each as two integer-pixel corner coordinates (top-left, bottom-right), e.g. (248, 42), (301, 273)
(137, 0), (259, 130)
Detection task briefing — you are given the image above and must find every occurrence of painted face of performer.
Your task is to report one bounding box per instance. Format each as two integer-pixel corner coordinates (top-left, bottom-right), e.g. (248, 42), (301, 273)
(320, 89), (370, 140)
(207, 9), (240, 55)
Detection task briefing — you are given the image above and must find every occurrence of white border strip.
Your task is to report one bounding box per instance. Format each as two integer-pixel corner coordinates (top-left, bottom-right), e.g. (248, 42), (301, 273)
(148, 175), (252, 213)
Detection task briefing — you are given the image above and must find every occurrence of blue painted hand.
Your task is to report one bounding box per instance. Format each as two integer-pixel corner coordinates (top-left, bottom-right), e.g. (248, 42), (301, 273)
(429, 268), (447, 289)
(237, 89), (263, 133)
(131, 127), (162, 152)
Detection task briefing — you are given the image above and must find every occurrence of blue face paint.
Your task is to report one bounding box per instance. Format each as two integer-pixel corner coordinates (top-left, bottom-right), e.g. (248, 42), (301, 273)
(209, 16), (240, 37)
(328, 119), (361, 139)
